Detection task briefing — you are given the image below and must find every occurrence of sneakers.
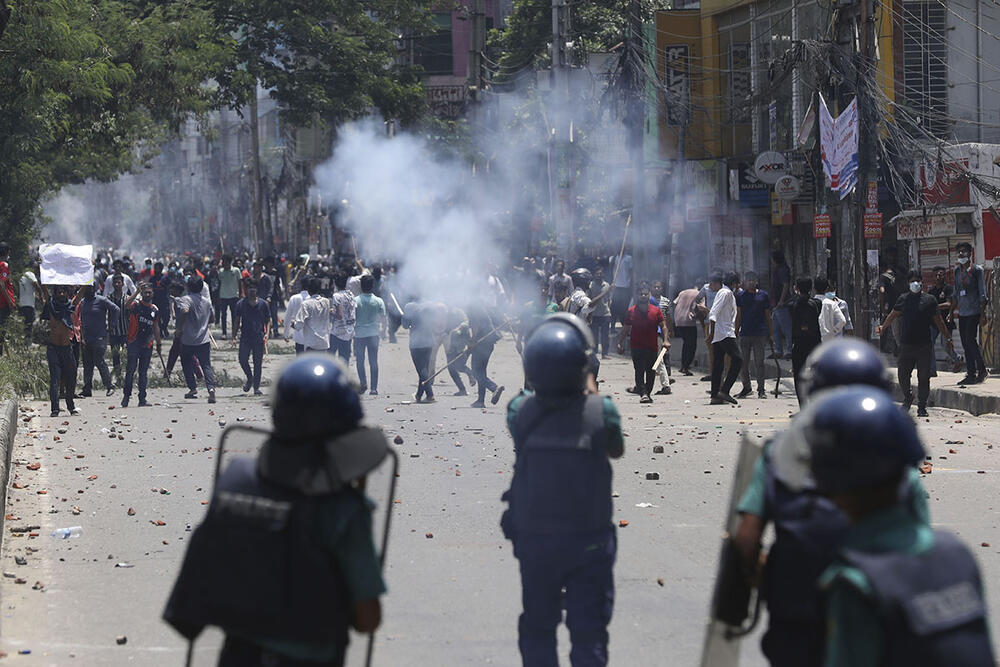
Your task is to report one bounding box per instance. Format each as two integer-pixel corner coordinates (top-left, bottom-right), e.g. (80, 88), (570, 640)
(713, 392), (738, 405)
(639, 394), (653, 404)
(654, 386), (672, 395)
(358, 385), (368, 394)
(106, 386), (116, 396)
(207, 389), (217, 404)
(253, 390), (264, 396)
(916, 407), (929, 417)
(709, 396), (726, 405)
(700, 375), (711, 382)
(958, 375), (976, 386)
(468, 376), (476, 387)
(736, 387), (752, 399)
(453, 390), (468, 397)
(137, 400), (151, 407)
(470, 400), (486, 408)
(978, 370), (989, 383)
(50, 410), (59, 417)
(491, 386), (505, 405)
(758, 391), (767, 399)
(369, 390), (378, 396)
(902, 394), (913, 411)
(242, 380), (252, 393)
(121, 397), (129, 408)
(680, 368), (693, 376)
(69, 409), (80, 416)
(80, 391), (93, 398)
(184, 390), (198, 399)
(626, 386), (639, 394)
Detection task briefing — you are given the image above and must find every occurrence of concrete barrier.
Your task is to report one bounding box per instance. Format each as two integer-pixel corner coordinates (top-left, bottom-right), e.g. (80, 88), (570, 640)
(0, 399), (18, 535)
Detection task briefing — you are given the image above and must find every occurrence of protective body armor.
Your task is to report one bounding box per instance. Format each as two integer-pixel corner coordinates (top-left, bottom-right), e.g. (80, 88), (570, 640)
(839, 530), (994, 667)
(163, 456), (352, 644)
(763, 449), (850, 622)
(507, 394), (611, 534)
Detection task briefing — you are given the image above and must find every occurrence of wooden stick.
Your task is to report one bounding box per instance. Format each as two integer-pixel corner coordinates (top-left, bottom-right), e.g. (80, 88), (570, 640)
(609, 213), (633, 288)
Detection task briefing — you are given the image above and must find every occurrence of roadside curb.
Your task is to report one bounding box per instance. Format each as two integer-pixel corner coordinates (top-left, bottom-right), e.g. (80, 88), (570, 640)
(891, 380), (1000, 417)
(0, 399), (19, 539)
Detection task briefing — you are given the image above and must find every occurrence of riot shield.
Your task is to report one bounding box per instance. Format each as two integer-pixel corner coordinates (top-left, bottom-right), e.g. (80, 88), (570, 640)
(698, 433), (764, 667)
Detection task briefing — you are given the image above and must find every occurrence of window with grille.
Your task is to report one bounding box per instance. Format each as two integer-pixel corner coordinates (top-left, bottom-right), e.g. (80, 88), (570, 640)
(902, 2), (950, 138)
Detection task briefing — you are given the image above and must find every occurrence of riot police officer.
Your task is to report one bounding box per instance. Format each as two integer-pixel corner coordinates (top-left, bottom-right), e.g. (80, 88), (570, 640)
(501, 313), (623, 667)
(732, 339), (929, 666)
(774, 386), (994, 666)
(164, 354), (389, 666)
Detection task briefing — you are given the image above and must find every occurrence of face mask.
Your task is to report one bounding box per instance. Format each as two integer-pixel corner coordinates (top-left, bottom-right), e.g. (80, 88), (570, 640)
(909, 281), (922, 293)
(958, 256), (970, 264)
(825, 291), (836, 300)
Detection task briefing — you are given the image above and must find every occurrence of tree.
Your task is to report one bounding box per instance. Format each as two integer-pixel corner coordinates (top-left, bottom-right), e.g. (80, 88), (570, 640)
(0, 0), (230, 258)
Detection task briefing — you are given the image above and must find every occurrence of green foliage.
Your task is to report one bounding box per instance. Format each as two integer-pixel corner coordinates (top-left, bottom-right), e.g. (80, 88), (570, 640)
(210, 0), (432, 128)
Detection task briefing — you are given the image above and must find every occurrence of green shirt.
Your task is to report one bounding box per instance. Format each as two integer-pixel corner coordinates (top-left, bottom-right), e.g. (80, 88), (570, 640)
(819, 504), (937, 667)
(219, 267), (242, 300)
(238, 490), (387, 662)
(506, 391), (624, 458)
(354, 294), (386, 339)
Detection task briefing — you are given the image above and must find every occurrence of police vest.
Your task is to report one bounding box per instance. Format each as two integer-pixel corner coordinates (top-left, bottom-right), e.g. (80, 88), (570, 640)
(163, 457), (352, 644)
(507, 394), (612, 534)
(839, 530), (994, 667)
(763, 449), (850, 622)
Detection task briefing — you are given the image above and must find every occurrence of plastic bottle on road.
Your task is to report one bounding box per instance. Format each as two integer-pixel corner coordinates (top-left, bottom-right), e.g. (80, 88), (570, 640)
(50, 526), (82, 539)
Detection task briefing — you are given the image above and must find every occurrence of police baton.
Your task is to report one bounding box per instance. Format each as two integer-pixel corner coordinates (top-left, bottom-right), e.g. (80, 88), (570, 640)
(365, 446), (400, 667)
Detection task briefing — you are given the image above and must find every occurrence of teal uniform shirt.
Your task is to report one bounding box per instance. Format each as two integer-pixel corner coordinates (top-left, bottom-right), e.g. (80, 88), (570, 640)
(507, 391), (623, 457)
(235, 490), (387, 662)
(737, 443), (930, 527)
(819, 503), (941, 667)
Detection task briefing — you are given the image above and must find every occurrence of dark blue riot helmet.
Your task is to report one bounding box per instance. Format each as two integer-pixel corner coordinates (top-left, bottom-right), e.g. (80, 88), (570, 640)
(271, 354), (363, 441)
(774, 386), (925, 495)
(523, 313), (594, 396)
(799, 339), (892, 398)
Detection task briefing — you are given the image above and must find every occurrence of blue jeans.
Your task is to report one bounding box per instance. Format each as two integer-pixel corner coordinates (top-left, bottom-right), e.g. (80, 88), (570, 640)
(771, 306), (792, 356)
(238, 338), (265, 391)
(219, 297), (238, 336)
(590, 316), (611, 356)
(354, 336), (379, 391)
(472, 342), (497, 403)
(330, 335), (351, 363)
(82, 337), (113, 392)
(123, 344), (152, 402)
(514, 528), (616, 667)
(46, 344), (77, 414)
(180, 342), (216, 391)
(959, 315), (986, 377)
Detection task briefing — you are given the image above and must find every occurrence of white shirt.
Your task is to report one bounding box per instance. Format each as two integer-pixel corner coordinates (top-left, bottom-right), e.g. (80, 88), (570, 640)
(708, 285), (737, 343)
(819, 296), (848, 342)
(837, 298), (854, 333)
(104, 273), (135, 297)
(292, 295), (331, 350)
(19, 271), (38, 309)
(613, 254), (633, 288)
(283, 290), (309, 345)
(568, 288), (593, 317)
(346, 269), (371, 297)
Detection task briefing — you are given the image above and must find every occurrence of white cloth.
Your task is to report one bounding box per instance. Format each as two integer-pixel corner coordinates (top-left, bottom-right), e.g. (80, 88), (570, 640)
(19, 271), (38, 309)
(820, 297), (848, 342)
(39, 243), (94, 285)
(567, 288), (593, 317)
(292, 295), (332, 350)
(613, 254), (633, 288)
(104, 273), (136, 297)
(708, 285), (737, 343)
(346, 269), (370, 296)
(283, 290), (309, 345)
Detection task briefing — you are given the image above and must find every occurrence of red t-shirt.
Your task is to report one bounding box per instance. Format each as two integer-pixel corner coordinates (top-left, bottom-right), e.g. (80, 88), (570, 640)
(625, 303), (663, 350)
(0, 262), (16, 309)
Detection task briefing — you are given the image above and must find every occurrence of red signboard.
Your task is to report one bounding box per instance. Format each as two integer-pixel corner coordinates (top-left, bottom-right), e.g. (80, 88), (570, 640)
(920, 159), (971, 206)
(814, 213), (831, 238)
(863, 212), (883, 239)
(866, 181), (878, 210)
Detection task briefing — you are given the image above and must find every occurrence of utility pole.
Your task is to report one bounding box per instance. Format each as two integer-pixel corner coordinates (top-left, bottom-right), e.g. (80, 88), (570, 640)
(248, 83), (270, 257)
(627, 0), (646, 284)
(853, 0), (877, 340)
(467, 0), (485, 102)
(550, 0), (574, 263)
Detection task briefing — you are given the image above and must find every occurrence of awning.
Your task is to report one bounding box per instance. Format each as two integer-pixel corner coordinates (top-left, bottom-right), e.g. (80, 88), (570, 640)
(887, 206), (976, 226)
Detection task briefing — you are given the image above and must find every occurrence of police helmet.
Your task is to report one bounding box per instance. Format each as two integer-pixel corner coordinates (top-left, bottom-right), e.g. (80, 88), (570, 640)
(271, 354), (363, 441)
(773, 386), (925, 495)
(523, 313), (594, 396)
(570, 268), (593, 289)
(799, 339), (891, 399)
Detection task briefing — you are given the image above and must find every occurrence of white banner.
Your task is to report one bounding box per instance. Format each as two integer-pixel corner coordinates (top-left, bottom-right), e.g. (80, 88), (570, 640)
(819, 94), (860, 200)
(39, 243), (94, 285)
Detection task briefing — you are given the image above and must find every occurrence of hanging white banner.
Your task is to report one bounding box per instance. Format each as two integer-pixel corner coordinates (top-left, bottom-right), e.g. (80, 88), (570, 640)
(818, 94), (860, 199)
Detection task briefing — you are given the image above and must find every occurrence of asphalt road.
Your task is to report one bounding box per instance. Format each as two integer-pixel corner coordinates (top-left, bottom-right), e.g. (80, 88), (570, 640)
(2, 327), (1000, 666)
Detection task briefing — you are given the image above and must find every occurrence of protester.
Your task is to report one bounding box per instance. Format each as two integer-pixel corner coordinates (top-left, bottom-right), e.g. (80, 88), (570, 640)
(103, 259), (136, 297)
(735, 271), (771, 399)
(76, 283), (119, 397)
(150, 262), (172, 337)
(952, 242), (988, 385)
(588, 267), (613, 359)
(0, 242), (17, 353)
(790, 276), (823, 405)
(107, 274), (130, 381)
(353, 274), (386, 395)
(262, 256), (284, 337)
(547, 260), (572, 303)
(649, 281), (675, 396)
(120, 282), (160, 408)
(217, 255), (241, 339)
(232, 278), (269, 396)
(610, 251), (634, 330)
(445, 306), (476, 396)
(815, 276), (846, 343)
(291, 278), (332, 353)
(928, 265), (961, 375)
(673, 280), (701, 376)
(18, 261), (40, 341)
(696, 272), (722, 381)
(282, 280), (310, 354)
(40, 286), (79, 417)
(175, 276), (217, 403)
(467, 302), (504, 408)
(330, 273), (356, 363)
(708, 272), (743, 405)
(877, 270), (953, 417)
(402, 298), (438, 404)
(617, 283), (664, 403)
(769, 250), (792, 360)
